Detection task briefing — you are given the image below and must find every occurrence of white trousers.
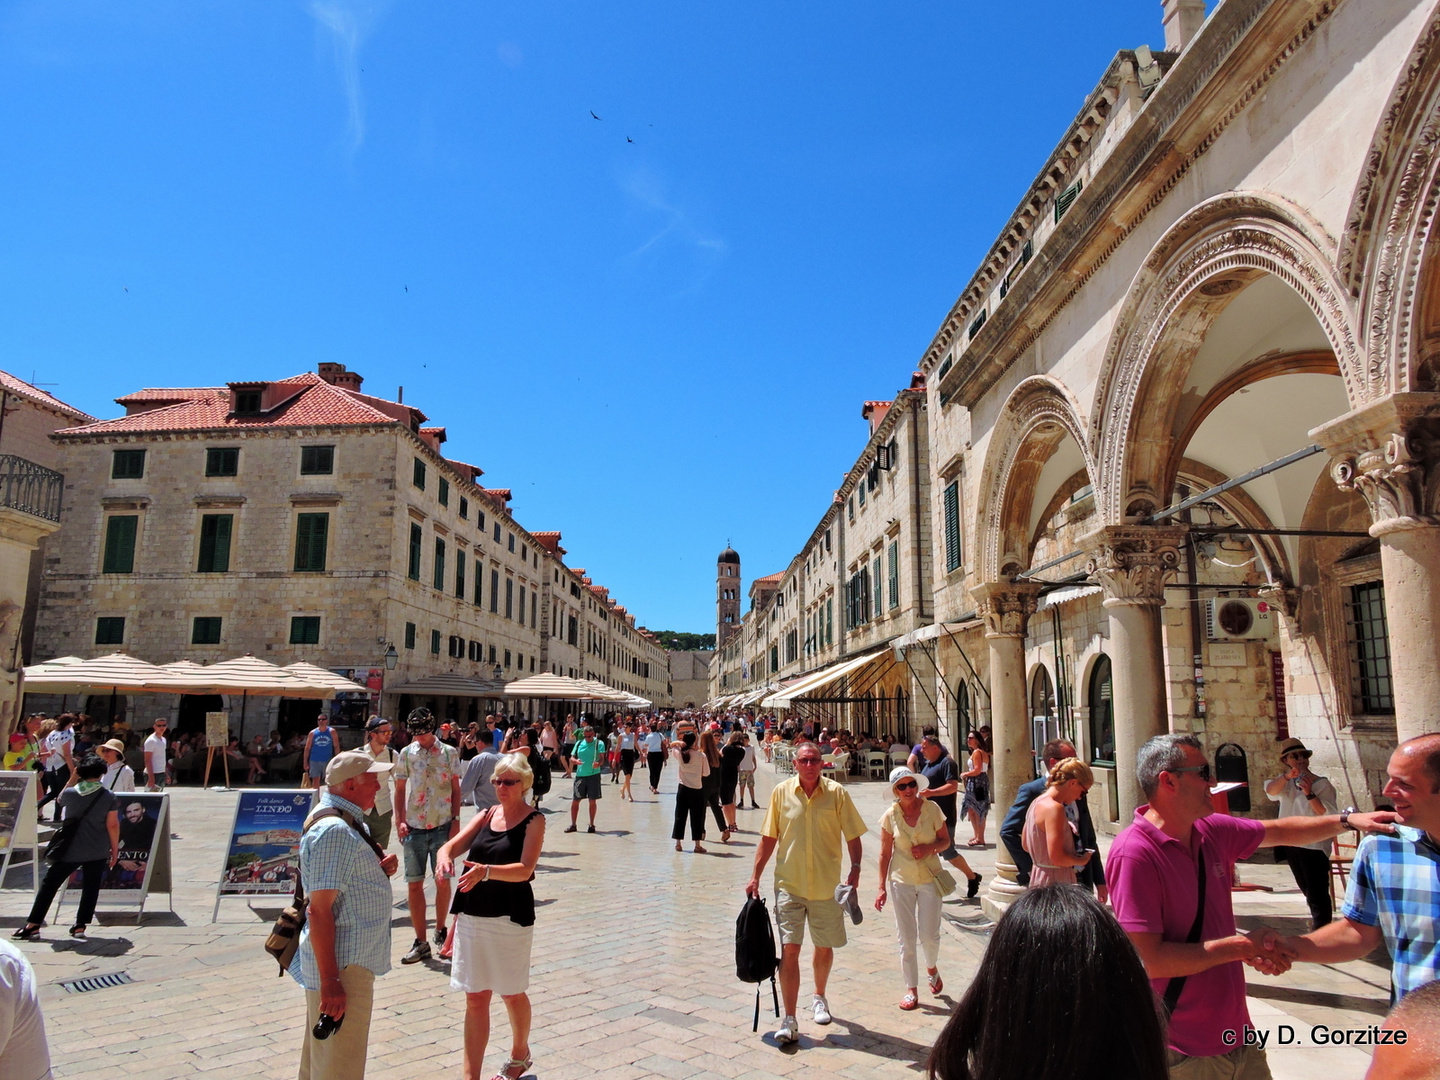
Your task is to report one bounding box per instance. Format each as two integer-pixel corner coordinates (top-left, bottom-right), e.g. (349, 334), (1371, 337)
(890, 880), (942, 989)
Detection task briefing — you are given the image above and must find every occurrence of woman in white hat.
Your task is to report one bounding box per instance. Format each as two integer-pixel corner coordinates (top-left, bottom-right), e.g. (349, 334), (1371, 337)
(875, 766), (949, 1011)
(96, 739), (135, 793)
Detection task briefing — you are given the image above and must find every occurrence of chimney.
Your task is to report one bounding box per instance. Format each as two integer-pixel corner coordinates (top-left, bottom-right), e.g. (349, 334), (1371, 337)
(317, 362), (364, 392)
(861, 400), (892, 435)
(1162, 0), (1206, 52)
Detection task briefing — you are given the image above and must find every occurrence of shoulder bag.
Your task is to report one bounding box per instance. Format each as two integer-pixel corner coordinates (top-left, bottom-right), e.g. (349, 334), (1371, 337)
(1162, 841), (1208, 1016)
(44, 789), (107, 864)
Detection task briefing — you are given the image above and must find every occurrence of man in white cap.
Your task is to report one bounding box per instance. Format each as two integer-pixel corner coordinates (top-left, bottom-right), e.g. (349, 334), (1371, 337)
(291, 750), (399, 1080)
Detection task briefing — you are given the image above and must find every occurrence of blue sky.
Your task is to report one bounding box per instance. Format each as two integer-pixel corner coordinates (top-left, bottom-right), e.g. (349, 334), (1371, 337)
(0, 0), (1165, 635)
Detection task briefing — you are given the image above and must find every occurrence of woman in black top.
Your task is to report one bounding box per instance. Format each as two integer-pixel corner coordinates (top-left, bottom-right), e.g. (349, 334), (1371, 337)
(698, 730), (729, 843)
(437, 752), (545, 1080)
(719, 731), (746, 834)
(14, 754), (119, 942)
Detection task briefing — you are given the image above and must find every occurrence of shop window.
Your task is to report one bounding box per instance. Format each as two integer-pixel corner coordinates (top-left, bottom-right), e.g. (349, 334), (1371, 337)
(111, 449), (145, 480)
(205, 448), (239, 477)
(1088, 655), (1115, 765)
(1348, 581), (1395, 715)
(290, 616), (321, 645)
(300, 445), (334, 475)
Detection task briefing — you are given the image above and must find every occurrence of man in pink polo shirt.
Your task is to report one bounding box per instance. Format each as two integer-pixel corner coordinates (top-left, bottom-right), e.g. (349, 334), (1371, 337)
(1107, 733), (1396, 1079)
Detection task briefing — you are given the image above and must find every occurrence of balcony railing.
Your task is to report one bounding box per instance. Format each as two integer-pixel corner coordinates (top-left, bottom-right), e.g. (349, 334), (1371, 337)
(0, 455), (64, 523)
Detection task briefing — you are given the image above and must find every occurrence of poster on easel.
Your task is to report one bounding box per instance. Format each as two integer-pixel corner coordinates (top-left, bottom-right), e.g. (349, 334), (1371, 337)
(60, 792), (170, 921)
(212, 789), (314, 921)
(0, 773), (39, 891)
(203, 711), (232, 788)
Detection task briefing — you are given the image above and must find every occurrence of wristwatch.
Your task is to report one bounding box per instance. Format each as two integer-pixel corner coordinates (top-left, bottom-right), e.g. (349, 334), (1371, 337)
(1340, 806), (1358, 830)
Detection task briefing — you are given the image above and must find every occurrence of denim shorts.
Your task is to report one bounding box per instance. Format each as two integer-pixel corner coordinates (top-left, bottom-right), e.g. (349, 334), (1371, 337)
(402, 823), (452, 882)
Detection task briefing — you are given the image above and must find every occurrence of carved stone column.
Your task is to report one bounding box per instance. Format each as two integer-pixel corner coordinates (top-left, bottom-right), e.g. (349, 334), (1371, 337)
(0, 507), (61, 741)
(972, 581), (1040, 922)
(1084, 525), (1186, 824)
(1314, 393), (1440, 742)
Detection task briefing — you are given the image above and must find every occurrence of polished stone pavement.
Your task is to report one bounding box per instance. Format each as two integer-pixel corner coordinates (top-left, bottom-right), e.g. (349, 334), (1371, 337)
(1, 760), (1389, 1079)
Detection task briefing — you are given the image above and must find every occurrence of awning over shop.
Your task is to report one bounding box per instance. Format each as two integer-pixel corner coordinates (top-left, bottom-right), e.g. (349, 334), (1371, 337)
(762, 649), (892, 710)
(888, 620), (984, 651)
(1037, 584), (1102, 610)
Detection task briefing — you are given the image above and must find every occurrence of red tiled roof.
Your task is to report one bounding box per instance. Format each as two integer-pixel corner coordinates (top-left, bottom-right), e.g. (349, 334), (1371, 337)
(0, 369), (95, 422)
(60, 372), (410, 437)
(114, 387), (222, 405)
(482, 489), (512, 503)
(532, 532), (565, 556)
(753, 572), (783, 585)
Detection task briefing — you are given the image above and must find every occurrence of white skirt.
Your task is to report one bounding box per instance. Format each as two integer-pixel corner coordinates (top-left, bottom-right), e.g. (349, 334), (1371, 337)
(449, 912), (534, 995)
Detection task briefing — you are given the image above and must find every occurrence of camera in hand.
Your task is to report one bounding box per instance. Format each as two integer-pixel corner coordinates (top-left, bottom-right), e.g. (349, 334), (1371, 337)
(313, 1012), (344, 1040)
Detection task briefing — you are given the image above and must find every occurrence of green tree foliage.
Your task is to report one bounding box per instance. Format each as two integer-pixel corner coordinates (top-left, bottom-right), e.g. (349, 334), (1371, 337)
(655, 631), (716, 651)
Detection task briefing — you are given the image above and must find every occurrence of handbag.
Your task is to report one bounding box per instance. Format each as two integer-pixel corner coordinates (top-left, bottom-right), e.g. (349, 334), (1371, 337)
(264, 806), (386, 976)
(44, 789), (106, 864)
(929, 863), (959, 897)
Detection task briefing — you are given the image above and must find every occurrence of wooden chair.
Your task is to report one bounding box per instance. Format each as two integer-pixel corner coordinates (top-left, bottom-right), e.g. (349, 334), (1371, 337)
(866, 751), (889, 779)
(1330, 833), (1358, 902)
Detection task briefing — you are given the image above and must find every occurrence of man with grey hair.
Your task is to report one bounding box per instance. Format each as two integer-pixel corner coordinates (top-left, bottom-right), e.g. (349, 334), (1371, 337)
(1107, 733), (1396, 1079)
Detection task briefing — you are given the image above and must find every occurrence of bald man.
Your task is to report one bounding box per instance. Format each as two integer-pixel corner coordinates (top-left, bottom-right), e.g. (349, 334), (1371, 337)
(1272, 734), (1440, 1004)
(1365, 979), (1440, 1080)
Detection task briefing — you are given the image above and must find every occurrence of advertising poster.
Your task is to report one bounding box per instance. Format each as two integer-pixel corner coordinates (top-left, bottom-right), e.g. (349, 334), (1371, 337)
(0, 773), (29, 854)
(213, 789), (314, 918)
(205, 711), (230, 749)
(89, 792), (167, 891)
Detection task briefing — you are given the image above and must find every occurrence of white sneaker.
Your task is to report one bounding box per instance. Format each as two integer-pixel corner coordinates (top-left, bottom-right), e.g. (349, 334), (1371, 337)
(776, 1015), (799, 1044)
(812, 995), (832, 1025)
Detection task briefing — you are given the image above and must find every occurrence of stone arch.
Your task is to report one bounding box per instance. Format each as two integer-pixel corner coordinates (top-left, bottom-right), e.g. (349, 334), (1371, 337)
(975, 376), (1097, 583)
(1092, 192), (1363, 524)
(1339, 5), (1440, 394)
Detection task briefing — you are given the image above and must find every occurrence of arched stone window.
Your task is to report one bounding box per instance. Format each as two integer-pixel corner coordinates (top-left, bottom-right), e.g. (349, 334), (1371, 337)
(1089, 655), (1114, 766)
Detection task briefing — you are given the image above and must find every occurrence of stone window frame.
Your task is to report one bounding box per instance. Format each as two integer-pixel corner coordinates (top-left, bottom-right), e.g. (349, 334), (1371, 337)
(289, 615), (321, 646)
(1321, 552), (1398, 734)
(95, 615), (126, 646)
(300, 445), (335, 476)
(191, 616), (223, 646)
(205, 447), (240, 478)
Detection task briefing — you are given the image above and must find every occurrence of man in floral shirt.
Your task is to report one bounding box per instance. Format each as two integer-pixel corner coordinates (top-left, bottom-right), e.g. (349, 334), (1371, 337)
(393, 708), (462, 965)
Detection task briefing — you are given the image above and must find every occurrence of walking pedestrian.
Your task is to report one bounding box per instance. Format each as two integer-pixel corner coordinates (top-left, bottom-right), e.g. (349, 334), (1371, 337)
(1021, 758), (1095, 888)
(460, 729), (500, 812)
(564, 725), (606, 834)
(1000, 738), (1107, 901)
(37, 716), (76, 820)
(720, 731), (745, 831)
(700, 729), (729, 843)
(745, 741), (867, 1045)
(360, 717), (397, 850)
(959, 730), (991, 847)
(13, 754), (118, 942)
(916, 736), (982, 897)
(617, 721), (638, 802)
(96, 739), (135, 793)
(290, 750), (399, 1080)
(393, 708), (462, 966)
(671, 732), (709, 853)
(1262, 738), (1337, 928)
(437, 753), (545, 1080)
(737, 733), (759, 809)
(302, 714), (337, 791)
(643, 724), (667, 794)
(875, 767), (948, 1010)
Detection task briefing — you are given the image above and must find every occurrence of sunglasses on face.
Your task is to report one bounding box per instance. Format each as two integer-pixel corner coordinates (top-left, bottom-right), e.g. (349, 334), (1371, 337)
(1170, 764), (1213, 782)
(894, 780), (918, 792)
(795, 758), (823, 766)
(493, 778), (522, 787)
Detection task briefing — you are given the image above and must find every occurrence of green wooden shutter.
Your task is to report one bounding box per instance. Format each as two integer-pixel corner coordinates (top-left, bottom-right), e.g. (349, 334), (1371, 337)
(103, 516), (138, 574)
(944, 482), (962, 572)
(295, 514), (328, 572)
(888, 542), (899, 610)
(409, 524), (423, 580)
(198, 514), (232, 573)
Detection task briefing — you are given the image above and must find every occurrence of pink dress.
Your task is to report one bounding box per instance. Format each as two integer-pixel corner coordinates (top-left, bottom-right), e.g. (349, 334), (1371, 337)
(1022, 797), (1077, 887)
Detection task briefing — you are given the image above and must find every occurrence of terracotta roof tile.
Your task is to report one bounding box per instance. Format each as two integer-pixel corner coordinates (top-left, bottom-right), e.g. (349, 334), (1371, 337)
(114, 387), (223, 405)
(753, 572), (784, 585)
(0, 369), (95, 422)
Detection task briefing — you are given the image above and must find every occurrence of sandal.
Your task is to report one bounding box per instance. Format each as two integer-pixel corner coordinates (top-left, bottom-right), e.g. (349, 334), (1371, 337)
(12, 925), (40, 941)
(928, 970), (943, 995)
(693, 844), (708, 854)
(491, 1055), (532, 1080)
(899, 992), (919, 1011)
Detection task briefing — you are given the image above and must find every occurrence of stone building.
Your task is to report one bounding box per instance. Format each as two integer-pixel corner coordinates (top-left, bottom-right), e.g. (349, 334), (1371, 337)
(0, 370), (93, 735)
(666, 649), (712, 709)
(33, 364), (666, 736)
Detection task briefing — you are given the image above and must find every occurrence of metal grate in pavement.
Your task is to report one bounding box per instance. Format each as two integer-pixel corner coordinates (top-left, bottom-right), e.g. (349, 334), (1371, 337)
(60, 972), (134, 994)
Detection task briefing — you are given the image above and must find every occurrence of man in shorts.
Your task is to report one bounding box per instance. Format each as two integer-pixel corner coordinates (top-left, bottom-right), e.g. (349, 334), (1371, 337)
(392, 708), (461, 966)
(565, 725), (606, 834)
(746, 740), (866, 1045)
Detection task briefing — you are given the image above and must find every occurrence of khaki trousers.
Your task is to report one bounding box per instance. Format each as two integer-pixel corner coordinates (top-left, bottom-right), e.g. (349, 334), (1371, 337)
(299, 965), (375, 1080)
(1168, 1045), (1272, 1080)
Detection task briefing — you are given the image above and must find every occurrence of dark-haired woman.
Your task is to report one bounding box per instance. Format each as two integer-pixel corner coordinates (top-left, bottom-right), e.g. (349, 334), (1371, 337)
(927, 886), (1167, 1080)
(670, 733), (709, 853)
(699, 730), (730, 843)
(14, 754), (119, 942)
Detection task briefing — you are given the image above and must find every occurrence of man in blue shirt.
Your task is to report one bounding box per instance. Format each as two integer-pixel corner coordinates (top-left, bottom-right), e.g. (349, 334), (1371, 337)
(1000, 738), (1106, 900)
(291, 750), (398, 1080)
(1272, 733), (1439, 1001)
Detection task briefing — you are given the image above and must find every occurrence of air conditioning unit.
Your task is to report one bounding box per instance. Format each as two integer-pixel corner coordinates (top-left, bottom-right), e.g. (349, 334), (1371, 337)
(1205, 597), (1275, 642)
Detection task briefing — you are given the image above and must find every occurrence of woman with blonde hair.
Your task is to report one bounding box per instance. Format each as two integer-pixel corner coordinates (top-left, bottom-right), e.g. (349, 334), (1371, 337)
(876, 766), (950, 1010)
(437, 752), (546, 1080)
(1021, 757), (1095, 888)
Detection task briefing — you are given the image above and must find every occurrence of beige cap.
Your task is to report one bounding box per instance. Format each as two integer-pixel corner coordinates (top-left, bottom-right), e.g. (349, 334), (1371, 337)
(100, 739), (127, 757)
(325, 750), (394, 786)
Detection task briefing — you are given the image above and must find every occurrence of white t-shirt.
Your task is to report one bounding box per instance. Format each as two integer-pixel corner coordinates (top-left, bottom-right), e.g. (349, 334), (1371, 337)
(1265, 773), (1339, 852)
(144, 733), (168, 775)
(42, 729), (73, 771)
(0, 939), (50, 1080)
(739, 745), (757, 771)
(102, 762), (136, 793)
(362, 744), (397, 816)
(671, 746), (709, 789)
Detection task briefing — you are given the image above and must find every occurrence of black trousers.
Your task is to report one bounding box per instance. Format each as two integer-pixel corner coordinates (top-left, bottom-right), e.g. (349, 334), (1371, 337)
(37, 769), (67, 818)
(701, 773), (726, 833)
(1278, 845), (1333, 927)
(673, 785), (706, 841)
(29, 858), (104, 928)
(647, 752), (665, 790)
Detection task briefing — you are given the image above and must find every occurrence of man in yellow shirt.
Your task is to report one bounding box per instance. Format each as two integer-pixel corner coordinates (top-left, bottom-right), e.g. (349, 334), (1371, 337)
(746, 741), (866, 1045)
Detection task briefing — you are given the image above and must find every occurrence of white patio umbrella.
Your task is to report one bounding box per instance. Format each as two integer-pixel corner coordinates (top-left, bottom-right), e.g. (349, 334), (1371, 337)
(502, 673), (604, 701)
(283, 662), (371, 696)
(21, 653), (200, 728)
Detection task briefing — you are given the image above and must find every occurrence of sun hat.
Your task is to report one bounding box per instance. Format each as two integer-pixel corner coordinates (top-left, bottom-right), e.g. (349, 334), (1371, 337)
(888, 766), (929, 795)
(1277, 738), (1313, 760)
(834, 883), (864, 925)
(99, 739), (128, 756)
(325, 750), (395, 785)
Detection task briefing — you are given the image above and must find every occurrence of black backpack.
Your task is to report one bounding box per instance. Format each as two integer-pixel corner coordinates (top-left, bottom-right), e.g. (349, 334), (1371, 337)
(530, 750), (552, 798)
(735, 896), (780, 1031)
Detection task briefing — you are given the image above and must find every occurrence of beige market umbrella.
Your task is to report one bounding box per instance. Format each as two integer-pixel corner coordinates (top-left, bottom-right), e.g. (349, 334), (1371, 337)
(576, 679), (630, 703)
(283, 662), (371, 696)
(388, 672), (507, 697)
(21, 653), (191, 695)
(503, 673), (620, 702)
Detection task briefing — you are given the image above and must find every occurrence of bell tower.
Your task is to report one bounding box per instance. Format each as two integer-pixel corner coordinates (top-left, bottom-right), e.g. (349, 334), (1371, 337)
(717, 545), (741, 648)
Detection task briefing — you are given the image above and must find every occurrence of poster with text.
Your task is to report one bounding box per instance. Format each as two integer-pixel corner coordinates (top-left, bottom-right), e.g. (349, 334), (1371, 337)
(79, 792), (167, 892)
(218, 790), (314, 896)
(0, 773), (31, 853)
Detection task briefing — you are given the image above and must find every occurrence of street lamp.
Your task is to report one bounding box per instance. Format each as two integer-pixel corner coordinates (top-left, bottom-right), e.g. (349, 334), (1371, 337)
(492, 663), (504, 682)
(384, 644), (398, 670)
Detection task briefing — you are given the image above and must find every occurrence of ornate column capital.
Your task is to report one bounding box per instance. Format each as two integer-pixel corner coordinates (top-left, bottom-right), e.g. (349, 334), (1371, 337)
(1082, 525), (1187, 606)
(1313, 393), (1440, 537)
(970, 582), (1042, 639)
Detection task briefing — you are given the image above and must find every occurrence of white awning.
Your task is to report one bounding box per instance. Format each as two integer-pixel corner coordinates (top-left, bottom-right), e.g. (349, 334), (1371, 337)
(1037, 585), (1102, 610)
(888, 620), (983, 650)
(762, 650), (891, 710)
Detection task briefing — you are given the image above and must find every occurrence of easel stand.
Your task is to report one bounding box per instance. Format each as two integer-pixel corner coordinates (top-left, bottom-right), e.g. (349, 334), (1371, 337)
(0, 779), (40, 893)
(203, 745), (231, 789)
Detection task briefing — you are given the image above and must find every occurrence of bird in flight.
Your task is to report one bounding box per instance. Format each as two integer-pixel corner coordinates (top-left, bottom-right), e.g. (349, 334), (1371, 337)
(123, 286), (128, 292)
(404, 285), (409, 293)
(590, 111), (602, 120)
(626, 136), (634, 144)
